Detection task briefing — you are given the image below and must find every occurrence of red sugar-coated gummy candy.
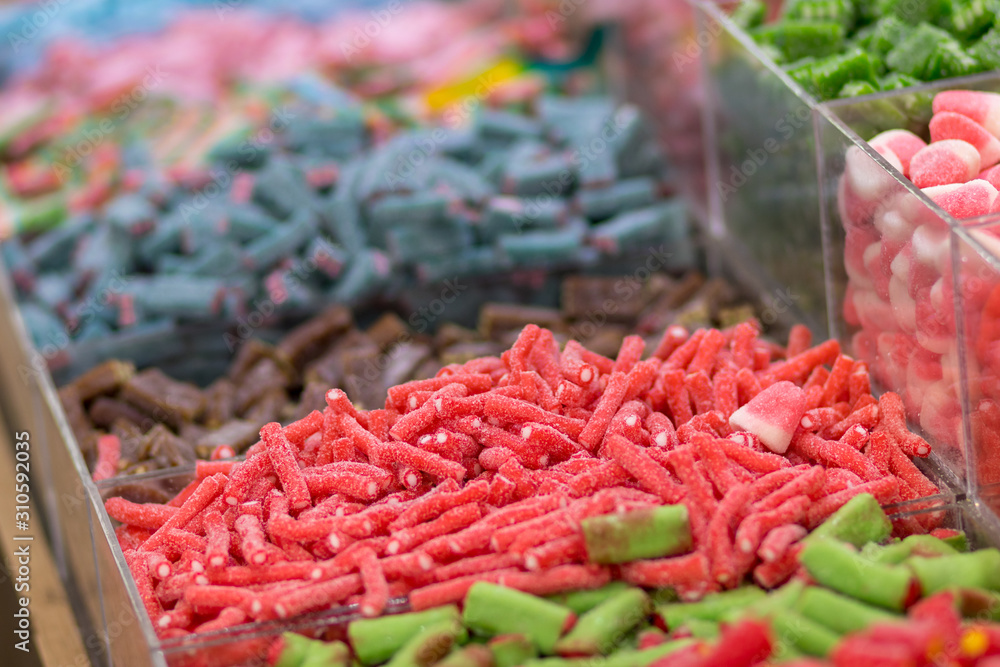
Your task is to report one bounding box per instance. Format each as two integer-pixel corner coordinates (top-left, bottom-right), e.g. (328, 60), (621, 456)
(909, 139), (981, 188)
(757, 524), (807, 563)
(933, 90), (1000, 139)
(409, 569), (520, 610)
(806, 475), (900, 528)
(735, 495), (810, 556)
(700, 619), (773, 667)
(606, 434), (684, 503)
(355, 547), (389, 618)
(620, 551), (710, 588)
(523, 535), (586, 571)
(870, 129), (928, 176)
(930, 112), (1000, 169)
(652, 325), (690, 360)
(982, 164), (1000, 190)
(926, 179), (999, 219)
(728, 381), (806, 454)
(93, 434), (121, 482)
(105, 497), (178, 530)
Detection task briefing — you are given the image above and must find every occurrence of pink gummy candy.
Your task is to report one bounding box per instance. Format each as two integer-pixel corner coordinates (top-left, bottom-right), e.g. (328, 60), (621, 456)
(728, 381), (807, 454)
(869, 129), (927, 176)
(980, 164), (1000, 190)
(925, 179), (999, 219)
(909, 139), (981, 188)
(933, 90), (1000, 140)
(930, 112), (1000, 169)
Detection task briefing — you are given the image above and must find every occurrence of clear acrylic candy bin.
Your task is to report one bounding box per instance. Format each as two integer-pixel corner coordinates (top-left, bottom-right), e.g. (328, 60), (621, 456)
(696, 0), (1000, 505)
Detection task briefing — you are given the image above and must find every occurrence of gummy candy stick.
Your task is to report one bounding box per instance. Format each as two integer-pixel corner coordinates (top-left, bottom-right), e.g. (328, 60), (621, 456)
(613, 336), (646, 375)
(799, 537), (914, 611)
(222, 453), (273, 506)
(354, 548), (389, 618)
(876, 392), (931, 457)
(105, 497), (178, 530)
(792, 432), (882, 481)
(433, 553), (520, 583)
(438, 644), (495, 667)
(657, 586), (766, 628)
(384, 618), (465, 667)
(619, 551), (711, 589)
(907, 550), (1000, 595)
(604, 435), (683, 503)
(271, 573), (363, 619)
(579, 372), (629, 450)
(390, 481), (488, 531)
(125, 550), (163, 624)
(93, 433), (121, 481)
(235, 514), (269, 566)
(184, 585), (256, 615)
(769, 610), (839, 657)
(686, 371), (715, 415)
(659, 370), (693, 426)
(652, 325), (689, 361)
(807, 492), (892, 547)
(581, 504), (691, 564)
(386, 504), (482, 555)
(463, 582), (575, 654)
(645, 412), (678, 449)
(261, 422), (312, 510)
(545, 582), (632, 616)
(735, 495), (810, 556)
(766, 340), (840, 385)
(794, 587), (899, 635)
(489, 634), (538, 667)
(870, 534), (958, 564)
(141, 473), (226, 551)
(665, 329), (707, 371)
(753, 466), (825, 513)
(806, 475), (900, 529)
(524, 535), (586, 571)
(758, 524), (807, 563)
(555, 587), (651, 656)
(716, 438), (789, 474)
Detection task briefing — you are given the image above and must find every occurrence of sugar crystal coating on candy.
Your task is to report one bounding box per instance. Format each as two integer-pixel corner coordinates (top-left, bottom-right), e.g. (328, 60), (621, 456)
(728, 381), (807, 454)
(931, 113), (1000, 170)
(909, 139), (981, 188)
(869, 129), (927, 176)
(926, 179), (999, 219)
(933, 90), (1000, 140)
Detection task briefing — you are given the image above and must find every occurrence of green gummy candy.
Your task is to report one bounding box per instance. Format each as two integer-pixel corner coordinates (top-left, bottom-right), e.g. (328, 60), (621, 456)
(555, 588), (651, 656)
(800, 538), (913, 611)
(878, 72), (922, 90)
(837, 80), (880, 97)
(971, 26), (1000, 69)
(809, 49), (877, 100)
(783, 0), (857, 30)
(871, 535), (960, 564)
(908, 550), (1000, 595)
(807, 493), (891, 547)
(659, 587), (766, 628)
(547, 582), (631, 615)
(794, 587), (900, 634)
(349, 606), (461, 666)
(752, 21), (846, 62)
(886, 22), (952, 78)
(679, 618), (720, 640)
(302, 641), (351, 667)
(769, 610), (840, 657)
(521, 640), (696, 667)
(581, 505), (692, 565)
(865, 16), (914, 56)
(731, 581), (805, 623)
(947, 0), (996, 41)
(939, 531), (969, 552)
(876, 0), (951, 24)
(463, 583), (574, 655)
(435, 645), (495, 667)
(489, 635), (537, 667)
(731, 0), (767, 29)
(385, 619), (466, 667)
(925, 37), (982, 78)
(275, 633), (316, 667)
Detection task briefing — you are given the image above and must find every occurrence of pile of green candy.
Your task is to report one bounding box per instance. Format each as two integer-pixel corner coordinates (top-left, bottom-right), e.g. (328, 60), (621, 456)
(732, 0), (1000, 100)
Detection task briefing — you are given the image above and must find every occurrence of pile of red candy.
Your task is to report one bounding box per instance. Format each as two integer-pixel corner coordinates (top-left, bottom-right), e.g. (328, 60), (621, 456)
(106, 320), (941, 642)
